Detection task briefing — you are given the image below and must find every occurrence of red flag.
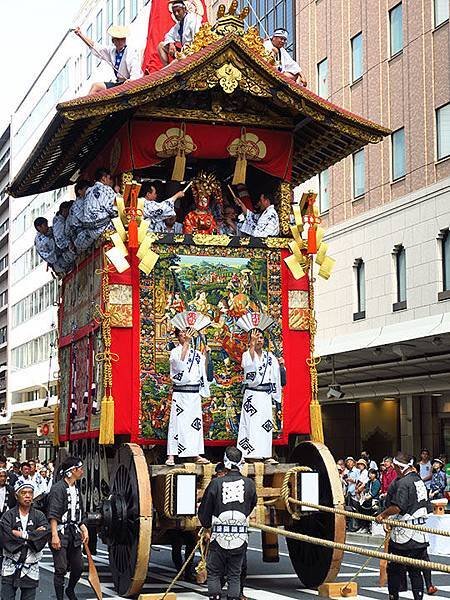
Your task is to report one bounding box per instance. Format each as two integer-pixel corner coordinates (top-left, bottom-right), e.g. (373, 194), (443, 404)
(142, 0), (208, 74)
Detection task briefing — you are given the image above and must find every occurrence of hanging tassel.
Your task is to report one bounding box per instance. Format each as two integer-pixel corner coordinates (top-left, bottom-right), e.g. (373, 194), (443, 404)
(172, 152), (186, 182)
(128, 219), (139, 248)
(99, 395), (115, 445)
(309, 398), (324, 443)
(307, 225), (318, 254)
(53, 405), (60, 447)
(232, 156), (247, 185)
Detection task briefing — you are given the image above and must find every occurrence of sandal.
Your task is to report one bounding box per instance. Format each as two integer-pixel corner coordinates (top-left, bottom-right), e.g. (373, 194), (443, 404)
(165, 459), (175, 466)
(196, 457), (211, 464)
(264, 457), (278, 464)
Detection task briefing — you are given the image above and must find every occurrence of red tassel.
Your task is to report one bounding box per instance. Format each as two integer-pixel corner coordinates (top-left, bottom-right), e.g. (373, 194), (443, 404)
(308, 225), (317, 254)
(128, 219), (139, 248)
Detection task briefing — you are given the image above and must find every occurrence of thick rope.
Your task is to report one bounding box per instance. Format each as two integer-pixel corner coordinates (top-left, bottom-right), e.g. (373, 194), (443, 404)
(287, 497), (450, 538)
(279, 465), (313, 519)
(253, 523), (450, 574)
(159, 528), (208, 600)
(164, 468), (191, 518)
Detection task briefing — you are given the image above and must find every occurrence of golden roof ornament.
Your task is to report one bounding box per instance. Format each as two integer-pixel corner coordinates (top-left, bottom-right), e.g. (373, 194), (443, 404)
(178, 1), (274, 64)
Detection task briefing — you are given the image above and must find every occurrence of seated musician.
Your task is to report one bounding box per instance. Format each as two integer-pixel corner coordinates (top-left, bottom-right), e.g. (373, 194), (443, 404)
(219, 205), (240, 236)
(234, 191), (280, 237)
(74, 167), (117, 253)
(140, 182), (184, 230)
(154, 215), (183, 234)
(263, 28), (307, 87)
(158, 0), (201, 67)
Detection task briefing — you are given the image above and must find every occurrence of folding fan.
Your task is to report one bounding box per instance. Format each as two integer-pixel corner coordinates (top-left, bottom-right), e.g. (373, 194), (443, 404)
(236, 312), (275, 332)
(170, 311), (212, 332)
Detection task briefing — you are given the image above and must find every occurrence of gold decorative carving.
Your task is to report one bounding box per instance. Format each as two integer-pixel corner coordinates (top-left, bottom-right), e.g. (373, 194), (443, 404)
(121, 171), (133, 194)
(217, 63), (242, 94)
(263, 237), (291, 249)
(178, 23), (220, 59)
(242, 26), (275, 64)
(192, 234), (231, 246)
(277, 180), (292, 236)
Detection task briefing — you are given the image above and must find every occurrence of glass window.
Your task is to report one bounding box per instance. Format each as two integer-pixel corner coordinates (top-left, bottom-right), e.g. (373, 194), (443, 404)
(389, 3), (403, 56)
(86, 24), (93, 78)
(353, 149), (365, 197)
(351, 33), (363, 81)
(443, 230), (450, 291)
(355, 260), (366, 314)
(392, 127), (406, 180)
(319, 169), (329, 213)
(317, 58), (328, 98)
(434, 0), (449, 27)
(118, 0), (125, 25)
(130, 0), (138, 21)
(395, 246), (406, 303)
(107, 0), (114, 26)
(96, 10), (103, 44)
(437, 103), (450, 160)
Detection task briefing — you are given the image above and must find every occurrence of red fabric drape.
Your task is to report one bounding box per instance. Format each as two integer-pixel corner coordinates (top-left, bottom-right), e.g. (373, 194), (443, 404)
(86, 120), (293, 182)
(142, 0), (208, 74)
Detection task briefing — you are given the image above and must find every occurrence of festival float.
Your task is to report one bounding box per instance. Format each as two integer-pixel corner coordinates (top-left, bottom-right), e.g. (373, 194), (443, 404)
(10, 4), (389, 597)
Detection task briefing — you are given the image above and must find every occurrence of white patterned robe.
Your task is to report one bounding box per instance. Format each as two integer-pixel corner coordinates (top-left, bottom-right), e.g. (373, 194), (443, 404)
(143, 196), (177, 230)
(239, 205), (280, 237)
(74, 182), (117, 252)
(167, 344), (210, 457)
(237, 350), (281, 459)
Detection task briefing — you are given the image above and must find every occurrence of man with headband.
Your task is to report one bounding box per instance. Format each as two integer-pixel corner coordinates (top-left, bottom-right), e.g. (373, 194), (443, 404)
(376, 451), (429, 600)
(158, 1), (202, 66)
(198, 447), (257, 600)
(263, 28), (307, 86)
(47, 457), (88, 600)
(0, 481), (49, 600)
(0, 468), (16, 520)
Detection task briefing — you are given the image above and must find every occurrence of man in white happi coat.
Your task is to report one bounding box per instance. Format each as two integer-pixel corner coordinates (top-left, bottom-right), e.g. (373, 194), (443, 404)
(140, 183), (184, 230)
(263, 28), (307, 86)
(237, 330), (284, 463)
(74, 168), (117, 253)
(235, 192), (280, 237)
(166, 327), (212, 465)
(65, 180), (90, 244)
(53, 202), (76, 264)
(74, 25), (142, 94)
(34, 218), (71, 275)
(158, 0), (202, 66)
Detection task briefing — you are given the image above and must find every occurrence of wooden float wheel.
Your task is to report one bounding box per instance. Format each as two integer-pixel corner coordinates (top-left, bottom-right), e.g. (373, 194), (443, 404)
(286, 441), (345, 589)
(108, 443), (152, 597)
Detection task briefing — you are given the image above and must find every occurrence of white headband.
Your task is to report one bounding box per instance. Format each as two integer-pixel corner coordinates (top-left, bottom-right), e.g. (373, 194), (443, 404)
(223, 453), (245, 472)
(64, 460), (83, 476)
(393, 457), (414, 472)
(15, 481), (35, 494)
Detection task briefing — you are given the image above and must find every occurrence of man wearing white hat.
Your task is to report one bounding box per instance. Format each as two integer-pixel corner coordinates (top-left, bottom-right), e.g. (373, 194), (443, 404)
(74, 25), (142, 94)
(158, 0), (202, 66)
(263, 29), (307, 86)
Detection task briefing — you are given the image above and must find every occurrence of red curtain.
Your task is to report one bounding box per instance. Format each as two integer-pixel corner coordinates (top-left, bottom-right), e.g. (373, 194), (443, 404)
(87, 120), (293, 181)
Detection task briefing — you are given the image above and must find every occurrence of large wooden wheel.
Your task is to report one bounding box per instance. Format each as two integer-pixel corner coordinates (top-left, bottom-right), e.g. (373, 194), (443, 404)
(286, 441), (345, 589)
(106, 443), (152, 597)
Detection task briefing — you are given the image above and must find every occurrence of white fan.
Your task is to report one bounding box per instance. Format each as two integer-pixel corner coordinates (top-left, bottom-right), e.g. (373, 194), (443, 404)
(170, 311), (212, 332)
(236, 312), (275, 332)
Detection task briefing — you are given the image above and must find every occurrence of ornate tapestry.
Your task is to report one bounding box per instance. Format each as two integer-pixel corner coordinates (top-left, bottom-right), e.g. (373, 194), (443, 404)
(61, 252), (102, 337)
(139, 245), (283, 442)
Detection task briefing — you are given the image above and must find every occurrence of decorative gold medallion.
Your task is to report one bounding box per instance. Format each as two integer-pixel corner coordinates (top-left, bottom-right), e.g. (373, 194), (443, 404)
(217, 63), (242, 94)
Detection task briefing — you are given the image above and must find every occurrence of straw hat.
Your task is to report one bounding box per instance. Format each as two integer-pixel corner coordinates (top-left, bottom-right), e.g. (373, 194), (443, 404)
(356, 458), (368, 468)
(107, 25), (129, 39)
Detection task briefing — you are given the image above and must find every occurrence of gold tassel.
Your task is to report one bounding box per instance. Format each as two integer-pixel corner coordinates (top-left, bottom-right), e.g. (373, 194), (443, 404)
(232, 156), (247, 185)
(309, 398), (324, 444)
(53, 405), (60, 447)
(172, 153), (186, 182)
(99, 395), (115, 445)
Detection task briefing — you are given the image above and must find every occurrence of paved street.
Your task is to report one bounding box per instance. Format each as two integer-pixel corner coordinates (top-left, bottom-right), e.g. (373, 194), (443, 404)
(34, 532), (450, 600)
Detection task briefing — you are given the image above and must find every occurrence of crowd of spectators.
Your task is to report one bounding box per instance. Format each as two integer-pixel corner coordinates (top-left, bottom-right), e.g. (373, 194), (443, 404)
(337, 449), (448, 534)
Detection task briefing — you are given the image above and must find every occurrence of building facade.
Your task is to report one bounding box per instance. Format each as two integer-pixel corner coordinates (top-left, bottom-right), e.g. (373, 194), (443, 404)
(293, 0), (450, 462)
(0, 128), (10, 425)
(6, 0), (152, 453)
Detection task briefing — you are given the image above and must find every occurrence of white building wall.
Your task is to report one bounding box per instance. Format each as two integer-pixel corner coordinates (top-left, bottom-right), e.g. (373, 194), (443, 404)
(6, 0), (152, 426)
(315, 177), (450, 355)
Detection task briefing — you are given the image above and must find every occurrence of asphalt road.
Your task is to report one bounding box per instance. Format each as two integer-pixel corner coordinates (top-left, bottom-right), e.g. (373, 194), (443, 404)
(34, 532), (450, 600)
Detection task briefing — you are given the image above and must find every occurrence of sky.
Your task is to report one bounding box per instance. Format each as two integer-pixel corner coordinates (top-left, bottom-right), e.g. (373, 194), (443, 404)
(0, 0), (82, 131)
